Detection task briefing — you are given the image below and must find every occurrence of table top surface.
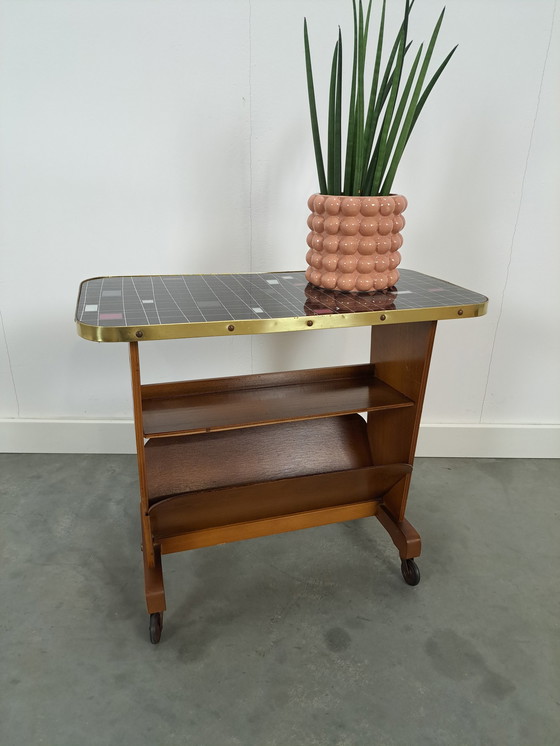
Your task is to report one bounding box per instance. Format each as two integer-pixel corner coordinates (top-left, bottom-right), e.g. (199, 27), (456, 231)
(75, 269), (488, 342)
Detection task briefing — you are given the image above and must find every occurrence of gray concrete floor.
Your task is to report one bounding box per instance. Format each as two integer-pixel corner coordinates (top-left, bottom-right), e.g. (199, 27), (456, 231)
(0, 455), (559, 745)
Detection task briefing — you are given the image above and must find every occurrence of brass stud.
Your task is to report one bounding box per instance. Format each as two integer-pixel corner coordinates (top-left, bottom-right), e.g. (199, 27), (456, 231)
(135, 330), (144, 338)
(457, 309), (464, 316)
(307, 320), (314, 326)
(227, 324), (235, 332)
(380, 314), (387, 321)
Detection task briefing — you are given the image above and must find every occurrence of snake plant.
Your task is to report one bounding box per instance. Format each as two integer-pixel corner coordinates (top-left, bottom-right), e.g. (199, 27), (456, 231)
(304, 0), (457, 196)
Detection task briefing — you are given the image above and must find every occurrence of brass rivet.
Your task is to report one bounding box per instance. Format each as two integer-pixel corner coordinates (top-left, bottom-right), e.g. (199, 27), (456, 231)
(458, 309), (464, 316)
(228, 324), (235, 332)
(380, 314), (386, 321)
(135, 330), (144, 338)
(307, 320), (314, 326)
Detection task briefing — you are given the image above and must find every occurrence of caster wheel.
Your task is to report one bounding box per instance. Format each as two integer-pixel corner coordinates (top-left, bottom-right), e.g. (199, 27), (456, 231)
(401, 558), (420, 586)
(149, 612), (163, 644)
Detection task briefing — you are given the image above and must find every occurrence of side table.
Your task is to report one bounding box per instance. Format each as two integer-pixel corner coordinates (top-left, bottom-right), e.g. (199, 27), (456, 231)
(76, 269), (487, 643)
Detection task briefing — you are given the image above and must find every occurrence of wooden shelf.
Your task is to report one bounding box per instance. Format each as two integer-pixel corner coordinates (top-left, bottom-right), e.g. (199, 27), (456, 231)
(141, 364), (412, 438)
(149, 463), (412, 554)
(143, 414), (412, 553)
(144, 414), (374, 501)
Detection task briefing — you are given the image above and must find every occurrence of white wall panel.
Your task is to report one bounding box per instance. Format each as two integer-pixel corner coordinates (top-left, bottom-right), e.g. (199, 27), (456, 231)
(0, 0), (558, 452)
(250, 0), (558, 426)
(481, 1), (560, 425)
(0, 0), (252, 423)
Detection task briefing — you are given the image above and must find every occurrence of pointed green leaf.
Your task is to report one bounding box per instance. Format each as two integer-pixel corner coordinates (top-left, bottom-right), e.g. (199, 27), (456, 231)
(364, 0), (373, 45)
(343, 0), (358, 194)
(304, 18), (327, 194)
(334, 28), (343, 194)
(374, 0), (415, 115)
(408, 44), (458, 135)
(363, 0), (386, 149)
(362, 39), (413, 193)
(375, 43), (423, 191)
(362, 137), (381, 196)
(380, 7), (452, 194)
(327, 40), (339, 194)
(370, 0), (410, 193)
(352, 1), (366, 193)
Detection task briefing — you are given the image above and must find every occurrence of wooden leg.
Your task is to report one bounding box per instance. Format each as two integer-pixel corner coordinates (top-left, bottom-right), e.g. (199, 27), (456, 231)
(368, 321), (437, 557)
(129, 342), (155, 568)
(376, 505), (421, 559)
(142, 539), (166, 614)
(130, 342), (166, 639)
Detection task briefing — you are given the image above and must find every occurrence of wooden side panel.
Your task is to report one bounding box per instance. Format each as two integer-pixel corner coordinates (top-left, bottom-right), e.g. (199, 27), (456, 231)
(160, 500), (382, 555)
(149, 463), (412, 539)
(368, 321), (437, 522)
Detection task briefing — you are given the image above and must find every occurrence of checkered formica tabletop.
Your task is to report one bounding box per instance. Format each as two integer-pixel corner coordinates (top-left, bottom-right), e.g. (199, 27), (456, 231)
(75, 270), (488, 342)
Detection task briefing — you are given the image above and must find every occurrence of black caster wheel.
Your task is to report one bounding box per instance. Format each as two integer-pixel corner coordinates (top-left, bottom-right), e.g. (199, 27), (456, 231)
(149, 612), (163, 644)
(401, 558), (421, 586)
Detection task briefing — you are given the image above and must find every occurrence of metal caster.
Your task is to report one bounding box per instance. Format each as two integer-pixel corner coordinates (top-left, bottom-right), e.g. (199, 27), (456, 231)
(401, 558), (420, 586)
(149, 612), (163, 644)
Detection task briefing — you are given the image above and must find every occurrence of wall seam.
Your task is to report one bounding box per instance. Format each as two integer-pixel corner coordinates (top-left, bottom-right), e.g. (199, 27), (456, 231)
(479, 0), (557, 423)
(0, 307), (20, 417)
(248, 0), (255, 374)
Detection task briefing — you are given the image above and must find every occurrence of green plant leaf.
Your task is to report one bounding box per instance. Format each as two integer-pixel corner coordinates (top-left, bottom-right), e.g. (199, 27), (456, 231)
(370, 0), (410, 194)
(362, 136), (382, 195)
(376, 42), (423, 190)
(352, 1), (367, 194)
(334, 28), (343, 194)
(343, 0), (358, 194)
(364, 0), (372, 40)
(408, 44), (458, 135)
(327, 39), (339, 194)
(363, 0), (386, 155)
(305, 0), (455, 198)
(304, 18), (327, 194)
(361, 39), (413, 194)
(372, 0), (415, 119)
(380, 7), (450, 194)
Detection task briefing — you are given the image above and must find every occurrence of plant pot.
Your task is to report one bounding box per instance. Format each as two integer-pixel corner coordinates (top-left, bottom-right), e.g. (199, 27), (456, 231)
(305, 194), (407, 293)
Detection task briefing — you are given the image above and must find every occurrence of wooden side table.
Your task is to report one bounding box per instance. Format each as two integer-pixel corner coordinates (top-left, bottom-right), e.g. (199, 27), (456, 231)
(76, 270), (487, 643)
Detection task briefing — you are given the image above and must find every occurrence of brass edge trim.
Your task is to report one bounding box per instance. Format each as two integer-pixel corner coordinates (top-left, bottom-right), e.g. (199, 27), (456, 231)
(76, 300), (488, 343)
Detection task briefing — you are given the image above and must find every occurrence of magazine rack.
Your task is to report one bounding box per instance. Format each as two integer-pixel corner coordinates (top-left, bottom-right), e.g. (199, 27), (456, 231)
(76, 269), (487, 643)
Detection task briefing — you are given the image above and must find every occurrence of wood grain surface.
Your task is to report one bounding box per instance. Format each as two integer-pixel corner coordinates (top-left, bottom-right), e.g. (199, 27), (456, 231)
(141, 364), (412, 437)
(144, 414), (374, 501)
(149, 463), (412, 540)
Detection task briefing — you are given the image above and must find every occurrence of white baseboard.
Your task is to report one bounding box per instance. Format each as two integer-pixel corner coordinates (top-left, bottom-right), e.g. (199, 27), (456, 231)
(416, 423), (560, 458)
(0, 419), (137, 454)
(0, 419), (558, 458)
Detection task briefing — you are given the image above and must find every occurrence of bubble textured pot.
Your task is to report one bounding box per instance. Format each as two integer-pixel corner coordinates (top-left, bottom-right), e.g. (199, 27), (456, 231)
(305, 194), (407, 293)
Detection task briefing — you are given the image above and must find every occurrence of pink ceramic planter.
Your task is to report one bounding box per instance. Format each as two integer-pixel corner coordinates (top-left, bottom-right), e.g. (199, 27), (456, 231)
(305, 193), (407, 293)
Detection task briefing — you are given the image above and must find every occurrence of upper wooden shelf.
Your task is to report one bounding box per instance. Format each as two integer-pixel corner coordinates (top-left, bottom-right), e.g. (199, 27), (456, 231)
(140, 364), (413, 438)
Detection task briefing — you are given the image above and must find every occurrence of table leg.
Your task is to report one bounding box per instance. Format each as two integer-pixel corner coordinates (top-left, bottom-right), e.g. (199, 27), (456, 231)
(368, 321), (437, 564)
(129, 342), (155, 569)
(142, 540), (166, 614)
(130, 342), (167, 641)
